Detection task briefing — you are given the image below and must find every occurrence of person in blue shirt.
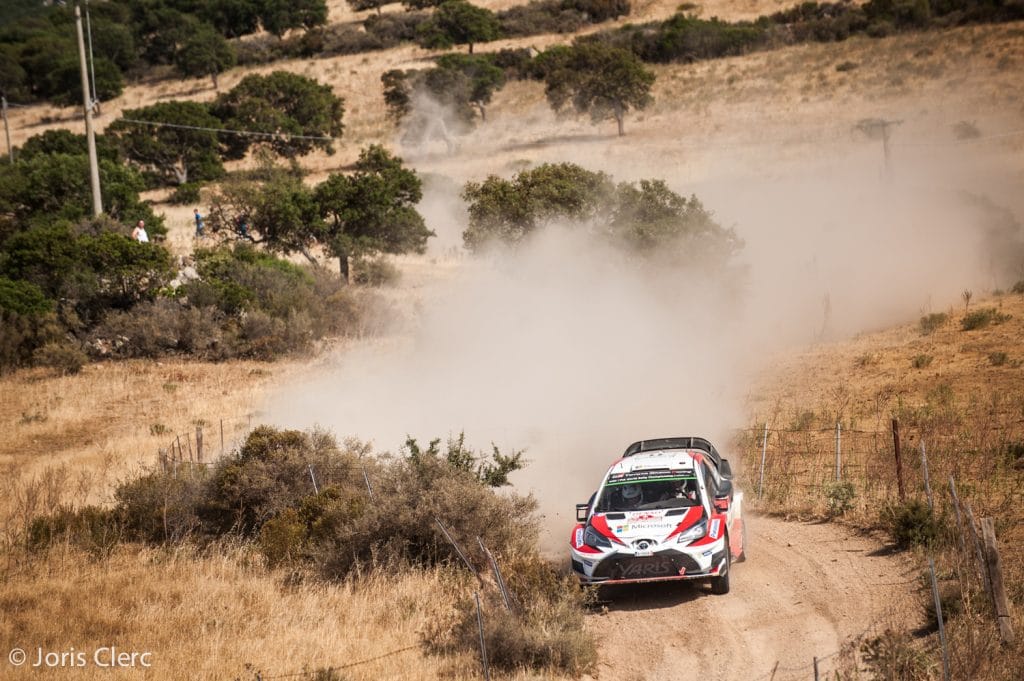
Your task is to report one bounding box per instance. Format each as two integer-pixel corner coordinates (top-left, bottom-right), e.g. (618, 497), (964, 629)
(193, 208), (204, 237)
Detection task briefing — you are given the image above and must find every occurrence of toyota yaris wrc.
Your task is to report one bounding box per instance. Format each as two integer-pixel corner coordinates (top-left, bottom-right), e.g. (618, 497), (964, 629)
(570, 437), (745, 593)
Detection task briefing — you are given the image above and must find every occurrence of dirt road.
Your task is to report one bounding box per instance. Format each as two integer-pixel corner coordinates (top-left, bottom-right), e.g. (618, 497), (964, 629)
(586, 514), (921, 681)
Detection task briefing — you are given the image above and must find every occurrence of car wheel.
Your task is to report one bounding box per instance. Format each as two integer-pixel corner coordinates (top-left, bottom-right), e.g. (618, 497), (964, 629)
(711, 536), (731, 595)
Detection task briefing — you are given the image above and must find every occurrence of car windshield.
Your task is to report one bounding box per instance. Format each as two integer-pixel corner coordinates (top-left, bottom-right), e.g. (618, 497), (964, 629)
(595, 474), (701, 512)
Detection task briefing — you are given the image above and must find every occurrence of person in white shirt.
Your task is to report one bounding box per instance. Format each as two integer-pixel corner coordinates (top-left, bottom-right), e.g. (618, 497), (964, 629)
(131, 220), (149, 243)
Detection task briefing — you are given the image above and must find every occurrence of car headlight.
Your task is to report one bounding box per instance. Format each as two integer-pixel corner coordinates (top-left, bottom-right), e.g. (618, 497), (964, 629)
(584, 525), (612, 550)
(676, 519), (708, 545)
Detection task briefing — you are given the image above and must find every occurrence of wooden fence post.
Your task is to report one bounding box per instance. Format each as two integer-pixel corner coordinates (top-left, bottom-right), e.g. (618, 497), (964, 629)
(891, 419), (905, 501)
(964, 503), (992, 599)
(813, 656), (820, 681)
(929, 558), (951, 681)
(920, 440), (933, 511)
(474, 592), (491, 681)
(980, 518), (1015, 644)
(196, 426), (203, 464)
(835, 422), (842, 481)
(758, 423), (768, 499)
(948, 476), (966, 554)
(220, 418), (225, 455)
(158, 448), (168, 473)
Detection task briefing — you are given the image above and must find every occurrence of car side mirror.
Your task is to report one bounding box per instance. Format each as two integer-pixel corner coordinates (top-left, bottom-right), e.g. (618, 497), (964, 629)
(576, 503), (589, 522)
(719, 458), (733, 479)
(714, 479), (734, 512)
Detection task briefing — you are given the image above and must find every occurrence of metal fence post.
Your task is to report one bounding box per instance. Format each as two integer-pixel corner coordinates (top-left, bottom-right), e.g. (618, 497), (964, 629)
(475, 592), (491, 681)
(834, 422), (842, 481)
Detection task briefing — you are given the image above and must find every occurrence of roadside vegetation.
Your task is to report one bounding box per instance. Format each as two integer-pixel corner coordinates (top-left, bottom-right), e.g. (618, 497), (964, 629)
(20, 425), (596, 677)
(740, 291), (1024, 680)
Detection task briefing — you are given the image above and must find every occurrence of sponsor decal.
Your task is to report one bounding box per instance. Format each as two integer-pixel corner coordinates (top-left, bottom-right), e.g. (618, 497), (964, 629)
(620, 561), (673, 578)
(632, 512), (663, 521)
(709, 518), (721, 540)
(614, 522), (676, 534)
(574, 528), (584, 548)
(701, 549), (713, 557)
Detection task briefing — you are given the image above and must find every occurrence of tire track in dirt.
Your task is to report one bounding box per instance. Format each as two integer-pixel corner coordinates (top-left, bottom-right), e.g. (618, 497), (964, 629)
(585, 514), (921, 681)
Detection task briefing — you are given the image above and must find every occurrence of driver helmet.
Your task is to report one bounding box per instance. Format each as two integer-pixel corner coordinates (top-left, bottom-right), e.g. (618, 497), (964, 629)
(621, 484), (641, 501)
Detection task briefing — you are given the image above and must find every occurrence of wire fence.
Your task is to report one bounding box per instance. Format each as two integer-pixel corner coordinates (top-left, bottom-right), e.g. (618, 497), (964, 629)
(733, 418), (1024, 520)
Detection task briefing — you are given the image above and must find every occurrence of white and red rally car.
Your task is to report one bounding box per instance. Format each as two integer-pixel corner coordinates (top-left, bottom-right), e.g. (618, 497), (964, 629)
(570, 437), (745, 593)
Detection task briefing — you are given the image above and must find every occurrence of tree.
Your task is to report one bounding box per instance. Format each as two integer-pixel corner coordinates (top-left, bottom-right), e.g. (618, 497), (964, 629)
(0, 154), (162, 229)
(382, 53), (505, 128)
(346, 0), (398, 15)
(461, 162), (741, 262)
(539, 42), (655, 136)
(106, 102), (226, 188)
(46, 55), (125, 107)
(462, 163), (614, 250)
(212, 71), (345, 159)
(0, 44), (28, 100)
(260, 0), (328, 38)
(418, 1), (501, 54)
(315, 145), (433, 281)
(18, 129), (119, 163)
(173, 22), (236, 89)
(207, 167), (325, 263)
(199, 0), (263, 37)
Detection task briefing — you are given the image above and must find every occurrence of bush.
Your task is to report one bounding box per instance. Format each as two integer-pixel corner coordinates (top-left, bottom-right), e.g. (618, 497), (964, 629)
(988, 351), (1008, 366)
(824, 481), (855, 516)
(911, 353), (933, 369)
(169, 182), (202, 205)
(881, 499), (944, 548)
(952, 120), (981, 140)
(425, 553), (597, 674)
(114, 471), (206, 543)
(919, 312), (947, 335)
(860, 629), (932, 681)
(88, 299), (224, 359)
(364, 13), (427, 46)
(33, 341), (87, 374)
(27, 505), (121, 556)
(351, 257), (401, 287)
(961, 307), (1010, 330)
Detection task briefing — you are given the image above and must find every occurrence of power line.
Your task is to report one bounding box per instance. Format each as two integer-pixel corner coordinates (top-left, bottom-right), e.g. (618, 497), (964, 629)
(117, 118), (340, 142)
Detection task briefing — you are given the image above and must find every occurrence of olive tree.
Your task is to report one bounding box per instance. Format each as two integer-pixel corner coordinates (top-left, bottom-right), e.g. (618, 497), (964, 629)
(539, 42), (655, 136)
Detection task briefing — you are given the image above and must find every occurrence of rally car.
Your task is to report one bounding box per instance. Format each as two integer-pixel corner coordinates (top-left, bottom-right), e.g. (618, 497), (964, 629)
(569, 437), (745, 593)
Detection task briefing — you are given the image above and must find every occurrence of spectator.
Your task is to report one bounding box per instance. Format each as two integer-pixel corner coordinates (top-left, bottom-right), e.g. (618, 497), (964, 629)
(194, 208), (205, 237)
(131, 220), (149, 243)
(236, 212), (249, 238)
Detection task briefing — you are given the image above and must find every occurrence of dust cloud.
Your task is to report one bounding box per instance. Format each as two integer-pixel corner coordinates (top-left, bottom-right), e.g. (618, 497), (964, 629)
(266, 129), (1023, 549)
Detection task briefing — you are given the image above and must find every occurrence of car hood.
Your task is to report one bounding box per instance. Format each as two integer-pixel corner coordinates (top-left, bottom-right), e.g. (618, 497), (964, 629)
(592, 506), (704, 545)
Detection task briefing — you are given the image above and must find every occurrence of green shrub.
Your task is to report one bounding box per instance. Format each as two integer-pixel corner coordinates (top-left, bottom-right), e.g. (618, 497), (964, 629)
(114, 471), (206, 543)
(881, 500), (944, 549)
(351, 256), (401, 287)
(28, 505), (121, 556)
(169, 182), (202, 205)
(918, 312), (947, 335)
(989, 351), (1009, 366)
(1012, 279), (1024, 294)
(824, 481), (856, 517)
(961, 307), (1010, 330)
(33, 341), (87, 374)
(911, 353), (933, 369)
(860, 629), (931, 681)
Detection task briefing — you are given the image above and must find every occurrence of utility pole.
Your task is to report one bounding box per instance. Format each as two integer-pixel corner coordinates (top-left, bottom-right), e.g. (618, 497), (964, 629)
(1, 96), (11, 163)
(74, 1), (102, 216)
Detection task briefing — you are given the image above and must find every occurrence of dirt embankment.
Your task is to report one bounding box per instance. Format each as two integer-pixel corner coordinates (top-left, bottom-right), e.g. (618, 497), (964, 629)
(587, 515), (920, 681)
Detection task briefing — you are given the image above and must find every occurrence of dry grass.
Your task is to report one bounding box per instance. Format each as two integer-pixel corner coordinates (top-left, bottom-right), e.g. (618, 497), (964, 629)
(0, 543), (506, 680)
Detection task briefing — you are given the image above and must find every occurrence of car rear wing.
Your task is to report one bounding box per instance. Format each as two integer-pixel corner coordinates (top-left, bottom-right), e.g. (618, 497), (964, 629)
(621, 436), (732, 478)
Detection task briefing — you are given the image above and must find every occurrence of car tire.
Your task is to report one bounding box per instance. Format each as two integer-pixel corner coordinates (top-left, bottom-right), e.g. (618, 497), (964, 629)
(711, 536), (731, 595)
